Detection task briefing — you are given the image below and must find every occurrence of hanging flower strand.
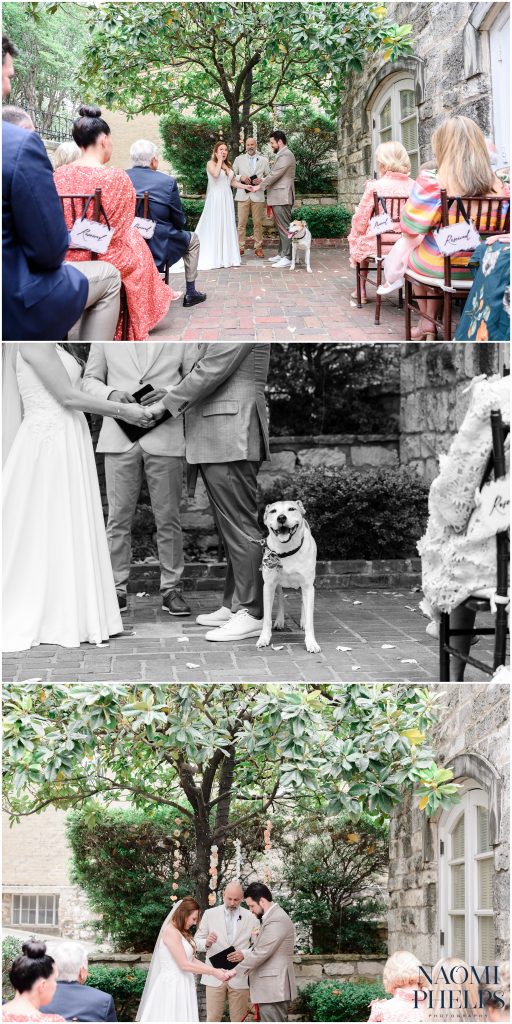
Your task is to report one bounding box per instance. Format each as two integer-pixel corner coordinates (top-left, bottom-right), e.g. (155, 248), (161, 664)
(262, 819), (272, 884)
(234, 838), (242, 882)
(170, 819), (183, 902)
(208, 844), (219, 906)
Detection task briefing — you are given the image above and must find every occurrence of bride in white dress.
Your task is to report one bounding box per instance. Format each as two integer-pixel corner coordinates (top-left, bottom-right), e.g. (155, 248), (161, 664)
(2, 343), (153, 653)
(136, 897), (236, 1023)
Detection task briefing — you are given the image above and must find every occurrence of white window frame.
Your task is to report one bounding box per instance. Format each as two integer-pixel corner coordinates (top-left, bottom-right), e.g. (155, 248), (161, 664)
(489, 5), (510, 167)
(438, 787), (495, 966)
(11, 893), (58, 927)
(370, 75), (420, 178)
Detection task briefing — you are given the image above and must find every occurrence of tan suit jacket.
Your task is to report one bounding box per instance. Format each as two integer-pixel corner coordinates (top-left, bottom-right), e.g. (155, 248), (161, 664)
(162, 343), (270, 465)
(241, 904), (297, 1005)
(232, 152), (271, 202)
(195, 905), (255, 989)
(82, 343), (186, 455)
(259, 146), (296, 206)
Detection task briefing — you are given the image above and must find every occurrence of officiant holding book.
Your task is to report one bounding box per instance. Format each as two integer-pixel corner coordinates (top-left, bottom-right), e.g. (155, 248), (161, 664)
(82, 344), (191, 618)
(195, 883), (255, 1022)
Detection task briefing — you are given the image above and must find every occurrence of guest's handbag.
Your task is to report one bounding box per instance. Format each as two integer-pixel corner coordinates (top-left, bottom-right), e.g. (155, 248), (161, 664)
(68, 195), (115, 255)
(114, 384), (171, 443)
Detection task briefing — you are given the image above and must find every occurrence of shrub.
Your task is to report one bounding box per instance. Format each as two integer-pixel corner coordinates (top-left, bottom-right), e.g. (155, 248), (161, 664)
(86, 965), (147, 1022)
(66, 805), (196, 950)
(292, 203), (352, 238)
(2, 936), (22, 1002)
(258, 466), (429, 560)
(297, 980), (389, 1022)
(181, 198), (205, 231)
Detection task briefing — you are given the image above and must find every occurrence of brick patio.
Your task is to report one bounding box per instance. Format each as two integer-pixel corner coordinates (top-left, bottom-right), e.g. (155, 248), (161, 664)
(149, 243), (407, 341)
(3, 588), (496, 684)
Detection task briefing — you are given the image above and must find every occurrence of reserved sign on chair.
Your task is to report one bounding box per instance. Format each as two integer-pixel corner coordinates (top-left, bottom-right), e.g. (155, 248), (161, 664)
(466, 478), (510, 542)
(434, 220), (481, 255)
(369, 211), (393, 235)
(69, 218), (114, 254)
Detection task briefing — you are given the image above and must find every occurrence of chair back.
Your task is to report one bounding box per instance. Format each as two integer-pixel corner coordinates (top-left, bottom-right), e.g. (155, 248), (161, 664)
(57, 187), (104, 261)
(372, 192), (410, 258)
(135, 190), (150, 219)
(439, 189), (510, 289)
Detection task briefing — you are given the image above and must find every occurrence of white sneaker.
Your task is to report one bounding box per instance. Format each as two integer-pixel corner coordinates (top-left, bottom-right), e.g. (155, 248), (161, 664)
(195, 607), (233, 627)
(377, 277), (404, 295)
(271, 257), (292, 269)
(205, 609), (263, 642)
(268, 254), (282, 263)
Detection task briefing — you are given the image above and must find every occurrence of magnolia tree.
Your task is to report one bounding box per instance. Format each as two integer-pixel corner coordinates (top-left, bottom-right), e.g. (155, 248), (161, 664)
(74, 2), (413, 153)
(3, 684), (459, 908)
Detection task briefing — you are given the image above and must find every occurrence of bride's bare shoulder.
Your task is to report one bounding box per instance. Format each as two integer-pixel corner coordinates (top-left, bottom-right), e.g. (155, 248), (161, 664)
(206, 159), (216, 173)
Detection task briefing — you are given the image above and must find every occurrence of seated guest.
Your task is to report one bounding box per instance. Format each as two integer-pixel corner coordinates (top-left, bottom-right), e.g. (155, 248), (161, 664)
(2, 104), (34, 130)
(54, 106), (178, 339)
(2, 940), (65, 1022)
(41, 942), (117, 1022)
(53, 140), (81, 169)
(368, 950), (427, 1022)
(400, 115), (510, 339)
(454, 234), (510, 340)
(348, 140), (415, 303)
(125, 139), (206, 307)
(429, 957), (484, 1022)
(2, 120), (121, 341)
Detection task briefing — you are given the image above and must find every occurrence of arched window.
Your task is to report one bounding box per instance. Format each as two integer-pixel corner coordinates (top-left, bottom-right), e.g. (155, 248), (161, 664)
(371, 76), (419, 177)
(438, 788), (495, 964)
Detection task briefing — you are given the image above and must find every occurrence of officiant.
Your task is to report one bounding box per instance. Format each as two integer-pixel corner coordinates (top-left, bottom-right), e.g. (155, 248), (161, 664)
(232, 137), (270, 258)
(195, 882), (255, 1022)
(82, 343), (191, 618)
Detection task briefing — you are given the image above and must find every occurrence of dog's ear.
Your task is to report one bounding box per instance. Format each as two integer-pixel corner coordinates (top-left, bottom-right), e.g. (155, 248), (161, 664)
(296, 500), (306, 515)
(263, 504), (272, 525)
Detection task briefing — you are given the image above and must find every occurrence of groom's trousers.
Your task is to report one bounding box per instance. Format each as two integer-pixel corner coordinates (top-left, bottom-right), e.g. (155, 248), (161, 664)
(259, 1001), (289, 1022)
(199, 460), (264, 619)
(105, 445), (184, 596)
(271, 204), (293, 258)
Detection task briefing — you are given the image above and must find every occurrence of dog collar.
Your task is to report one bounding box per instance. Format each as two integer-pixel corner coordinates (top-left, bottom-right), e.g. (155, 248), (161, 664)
(263, 536), (305, 563)
(291, 229), (308, 240)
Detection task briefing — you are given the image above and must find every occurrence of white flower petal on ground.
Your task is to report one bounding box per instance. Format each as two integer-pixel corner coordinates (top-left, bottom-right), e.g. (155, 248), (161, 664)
(400, 658), (418, 664)
(381, 643), (396, 649)
(271, 644), (285, 651)
(186, 663), (200, 669)
(351, 664), (361, 671)
(177, 636), (190, 643)
(353, 600), (362, 605)
(336, 645), (352, 652)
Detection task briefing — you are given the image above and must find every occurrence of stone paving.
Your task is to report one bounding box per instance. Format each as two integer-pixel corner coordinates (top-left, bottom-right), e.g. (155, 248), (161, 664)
(149, 244), (407, 342)
(3, 588), (497, 684)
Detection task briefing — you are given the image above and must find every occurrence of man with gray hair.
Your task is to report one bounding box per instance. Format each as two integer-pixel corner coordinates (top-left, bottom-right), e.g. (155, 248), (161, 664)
(2, 105), (34, 130)
(40, 940), (117, 1021)
(126, 139), (206, 307)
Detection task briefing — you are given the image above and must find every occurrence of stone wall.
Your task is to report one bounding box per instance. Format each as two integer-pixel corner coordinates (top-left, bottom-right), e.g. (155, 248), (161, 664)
(336, 3), (497, 209)
(388, 683), (510, 965)
(399, 342), (506, 482)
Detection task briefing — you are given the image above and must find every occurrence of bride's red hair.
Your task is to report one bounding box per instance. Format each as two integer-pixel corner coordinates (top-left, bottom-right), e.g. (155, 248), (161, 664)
(171, 897), (201, 949)
(211, 140), (232, 170)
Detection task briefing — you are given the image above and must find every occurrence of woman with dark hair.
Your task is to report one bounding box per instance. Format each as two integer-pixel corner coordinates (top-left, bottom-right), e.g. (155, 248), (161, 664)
(2, 940), (65, 1021)
(54, 105), (178, 340)
(136, 897), (236, 1021)
(3, 342), (152, 652)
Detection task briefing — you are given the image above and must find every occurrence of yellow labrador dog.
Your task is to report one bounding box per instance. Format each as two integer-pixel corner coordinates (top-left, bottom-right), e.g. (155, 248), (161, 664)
(257, 500), (320, 653)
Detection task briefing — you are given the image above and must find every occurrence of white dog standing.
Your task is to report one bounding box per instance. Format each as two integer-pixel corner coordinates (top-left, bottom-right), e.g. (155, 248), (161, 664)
(288, 220), (312, 273)
(257, 500), (320, 653)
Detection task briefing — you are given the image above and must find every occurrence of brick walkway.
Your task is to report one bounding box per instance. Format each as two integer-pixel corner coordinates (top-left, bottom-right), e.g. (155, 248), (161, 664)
(3, 589), (496, 684)
(149, 243), (407, 341)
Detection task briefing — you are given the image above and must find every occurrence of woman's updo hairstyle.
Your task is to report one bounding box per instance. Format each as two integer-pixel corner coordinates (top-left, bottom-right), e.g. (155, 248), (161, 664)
(72, 104), (111, 148)
(8, 940), (55, 993)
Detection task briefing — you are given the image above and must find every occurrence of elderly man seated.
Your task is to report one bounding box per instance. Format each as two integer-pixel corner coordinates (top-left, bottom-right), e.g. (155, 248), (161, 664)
(125, 138), (206, 307)
(40, 941), (117, 1022)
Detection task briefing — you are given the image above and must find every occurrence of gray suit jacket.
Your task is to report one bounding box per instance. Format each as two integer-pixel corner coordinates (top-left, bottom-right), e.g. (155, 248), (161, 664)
(162, 343), (270, 465)
(241, 904), (297, 1005)
(82, 343), (186, 455)
(259, 147), (296, 206)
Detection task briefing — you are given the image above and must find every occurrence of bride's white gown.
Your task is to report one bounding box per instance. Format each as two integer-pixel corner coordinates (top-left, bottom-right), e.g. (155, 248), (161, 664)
(138, 935), (198, 1022)
(2, 346), (122, 652)
(171, 167), (241, 272)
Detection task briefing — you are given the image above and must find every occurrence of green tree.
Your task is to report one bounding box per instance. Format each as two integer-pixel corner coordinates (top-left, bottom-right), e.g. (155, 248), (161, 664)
(3, 684), (459, 908)
(78, 2), (413, 152)
(3, 2), (89, 133)
(277, 811), (388, 954)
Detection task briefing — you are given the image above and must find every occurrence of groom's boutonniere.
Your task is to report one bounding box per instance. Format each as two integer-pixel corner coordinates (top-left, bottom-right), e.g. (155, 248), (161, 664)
(250, 924), (261, 946)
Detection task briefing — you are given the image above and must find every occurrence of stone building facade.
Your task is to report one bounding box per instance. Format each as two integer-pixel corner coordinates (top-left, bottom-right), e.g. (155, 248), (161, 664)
(388, 683), (510, 967)
(337, 2), (510, 210)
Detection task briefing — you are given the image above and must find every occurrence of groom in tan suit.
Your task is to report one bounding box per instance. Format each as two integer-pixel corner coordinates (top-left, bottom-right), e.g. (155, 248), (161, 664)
(228, 882), (296, 1022)
(253, 130), (296, 269)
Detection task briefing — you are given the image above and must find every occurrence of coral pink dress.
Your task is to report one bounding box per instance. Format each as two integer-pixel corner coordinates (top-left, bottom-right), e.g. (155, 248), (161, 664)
(2, 1012), (64, 1021)
(54, 164), (173, 340)
(348, 171), (415, 266)
(368, 986), (427, 1022)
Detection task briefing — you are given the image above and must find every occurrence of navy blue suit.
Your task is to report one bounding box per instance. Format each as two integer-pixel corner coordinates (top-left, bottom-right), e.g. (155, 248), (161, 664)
(125, 165), (191, 270)
(2, 122), (88, 340)
(41, 980), (117, 1022)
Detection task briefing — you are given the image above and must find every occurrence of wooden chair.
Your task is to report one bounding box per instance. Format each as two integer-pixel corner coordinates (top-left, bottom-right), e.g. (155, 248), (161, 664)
(355, 192), (409, 325)
(58, 187), (129, 340)
(439, 408), (509, 680)
(134, 191), (170, 283)
(404, 190), (510, 341)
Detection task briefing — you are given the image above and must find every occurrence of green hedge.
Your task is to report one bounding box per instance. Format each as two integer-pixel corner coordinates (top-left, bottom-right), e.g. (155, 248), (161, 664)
(258, 466), (429, 560)
(297, 980), (389, 1022)
(2, 936), (22, 1002)
(180, 199), (351, 238)
(86, 965), (147, 1022)
(181, 198), (205, 231)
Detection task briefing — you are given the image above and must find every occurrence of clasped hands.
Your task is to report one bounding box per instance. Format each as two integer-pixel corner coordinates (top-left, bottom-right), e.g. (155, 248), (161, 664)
(239, 175), (262, 193)
(109, 389), (167, 428)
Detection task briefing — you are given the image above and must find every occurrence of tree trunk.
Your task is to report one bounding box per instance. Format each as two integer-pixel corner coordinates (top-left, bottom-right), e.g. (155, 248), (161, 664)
(192, 816), (213, 908)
